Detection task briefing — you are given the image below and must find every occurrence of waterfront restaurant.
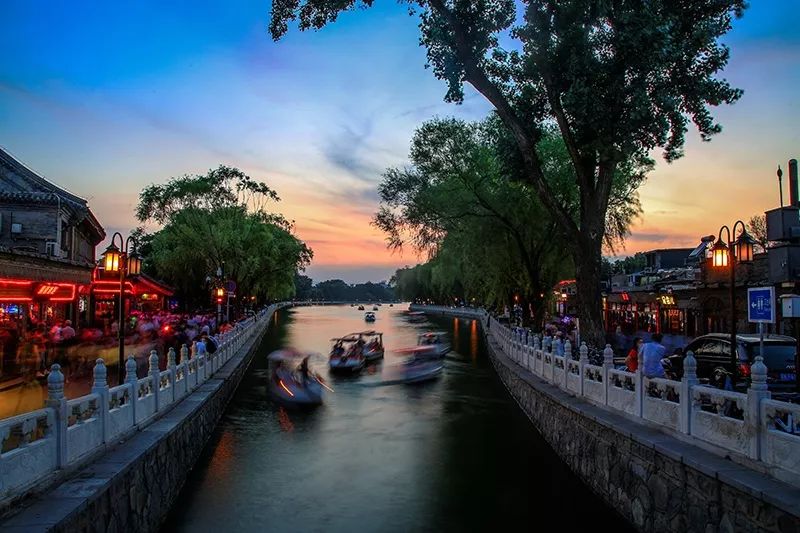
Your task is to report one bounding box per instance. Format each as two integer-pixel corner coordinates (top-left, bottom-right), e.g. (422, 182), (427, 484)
(89, 268), (174, 327)
(604, 289), (700, 337)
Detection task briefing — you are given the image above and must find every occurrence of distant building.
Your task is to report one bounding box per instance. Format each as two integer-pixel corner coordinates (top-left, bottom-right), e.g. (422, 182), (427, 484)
(643, 248), (693, 271)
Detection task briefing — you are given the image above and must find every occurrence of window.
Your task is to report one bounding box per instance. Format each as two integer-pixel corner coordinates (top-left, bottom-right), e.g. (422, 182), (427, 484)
(746, 344), (796, 370)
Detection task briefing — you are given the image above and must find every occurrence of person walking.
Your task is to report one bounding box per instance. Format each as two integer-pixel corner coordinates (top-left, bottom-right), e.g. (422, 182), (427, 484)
(625, 337), (643, 372)
(641, 333), (666, 378)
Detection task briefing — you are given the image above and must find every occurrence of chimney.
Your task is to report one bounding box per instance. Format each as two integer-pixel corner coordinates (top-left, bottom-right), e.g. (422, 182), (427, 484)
(790, 159), (799, 207)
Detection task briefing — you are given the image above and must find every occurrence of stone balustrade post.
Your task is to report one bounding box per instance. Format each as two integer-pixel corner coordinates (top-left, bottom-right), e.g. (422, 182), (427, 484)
(125, 355), (139, 423)
(563, 340), (572, 389)
(680, 351), (699, 434)
(579, 342), (589, 396)
(91, 359), (111, 442)
(149, 350), (160, 411)
(747, 356), (771, 459)
(168, 347), (177, 402)
(46, 364), (68, 468)
(602, 343), (614, 407)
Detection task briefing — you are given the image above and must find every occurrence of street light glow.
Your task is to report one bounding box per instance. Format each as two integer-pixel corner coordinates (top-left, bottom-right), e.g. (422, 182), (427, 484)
(711, 239), (729, 268)
(102, 243), (122, 273)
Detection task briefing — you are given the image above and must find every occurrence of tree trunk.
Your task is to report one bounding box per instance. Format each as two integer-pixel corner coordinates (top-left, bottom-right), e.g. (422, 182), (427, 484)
(529, 293), (546, 332)
(573, 233), (606, 349)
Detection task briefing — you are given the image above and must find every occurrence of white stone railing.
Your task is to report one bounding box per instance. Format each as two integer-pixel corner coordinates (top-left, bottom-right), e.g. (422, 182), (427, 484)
(413, 305), (800, 486)
(0, 303), (286, 504)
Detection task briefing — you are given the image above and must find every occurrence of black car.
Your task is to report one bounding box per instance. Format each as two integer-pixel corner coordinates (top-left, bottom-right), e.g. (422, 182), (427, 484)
(667, 333), (797, 393)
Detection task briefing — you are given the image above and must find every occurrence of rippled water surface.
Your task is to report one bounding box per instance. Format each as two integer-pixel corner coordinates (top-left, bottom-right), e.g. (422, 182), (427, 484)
(164, 305), (630, 532)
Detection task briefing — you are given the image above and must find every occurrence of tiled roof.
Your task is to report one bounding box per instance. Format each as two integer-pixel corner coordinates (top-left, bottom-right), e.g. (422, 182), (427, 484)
(0, 148), (86, 202)
(0, 147), (105, 241)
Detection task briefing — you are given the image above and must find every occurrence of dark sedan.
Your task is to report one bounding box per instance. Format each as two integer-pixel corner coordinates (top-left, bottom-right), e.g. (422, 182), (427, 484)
(667, 333), (797, 394)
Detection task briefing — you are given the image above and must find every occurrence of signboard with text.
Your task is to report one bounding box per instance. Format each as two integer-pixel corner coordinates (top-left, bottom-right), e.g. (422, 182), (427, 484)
(748, 287), (775, 323)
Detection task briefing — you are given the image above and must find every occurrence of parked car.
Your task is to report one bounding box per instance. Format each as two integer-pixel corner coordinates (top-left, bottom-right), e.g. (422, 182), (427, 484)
(667, 333), (797, 393)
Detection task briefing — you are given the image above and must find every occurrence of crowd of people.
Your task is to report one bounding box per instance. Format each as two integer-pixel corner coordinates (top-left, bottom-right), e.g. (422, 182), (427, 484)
(0, 309), (247, 419)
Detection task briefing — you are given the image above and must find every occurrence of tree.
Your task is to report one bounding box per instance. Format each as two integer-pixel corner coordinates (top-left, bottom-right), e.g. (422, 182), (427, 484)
(270, 0), (745, 345)
(294, 273), (314, 300)
(375, 116), (643, 326)
(136, 166), (312, 309)
(747, 214), (769, 252)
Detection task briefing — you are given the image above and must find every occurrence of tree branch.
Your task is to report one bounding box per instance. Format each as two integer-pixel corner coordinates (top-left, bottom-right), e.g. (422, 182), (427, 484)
(426, 0), (578, 238)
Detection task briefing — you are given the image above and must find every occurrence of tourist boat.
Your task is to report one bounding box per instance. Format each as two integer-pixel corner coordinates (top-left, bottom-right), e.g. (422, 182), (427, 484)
(389, 304), (394, 307)
(402, 352), (444, 384)
(406, 311), (426, 323)
(416, 332), (451, 357)
(358, 330), (385, 361)
(372, 305), (379, 311)
(328, 335), (366, 373)
(357, 305), (365, 310)
(364, 311), (376, 322)
(268, 349), (326, 405)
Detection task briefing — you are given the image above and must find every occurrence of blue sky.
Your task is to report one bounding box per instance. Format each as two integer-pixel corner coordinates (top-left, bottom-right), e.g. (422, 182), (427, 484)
(1, 1), (798, 283)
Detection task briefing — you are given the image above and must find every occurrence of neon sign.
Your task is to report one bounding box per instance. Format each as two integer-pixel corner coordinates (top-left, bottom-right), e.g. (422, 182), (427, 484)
(658, 295), (676, 306)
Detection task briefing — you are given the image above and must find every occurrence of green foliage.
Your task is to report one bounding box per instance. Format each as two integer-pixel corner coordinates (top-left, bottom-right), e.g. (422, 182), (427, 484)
(136, 167), (312, 308)
(375, 116), (644, 318)
(305, 279), (395, 302)
(294, 274), (315, 299)
(602, 252), (647, 278)
(269, 0), (745, 343)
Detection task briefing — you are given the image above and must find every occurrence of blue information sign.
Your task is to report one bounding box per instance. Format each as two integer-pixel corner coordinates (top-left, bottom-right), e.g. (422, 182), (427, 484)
(748, 287), (775, 323)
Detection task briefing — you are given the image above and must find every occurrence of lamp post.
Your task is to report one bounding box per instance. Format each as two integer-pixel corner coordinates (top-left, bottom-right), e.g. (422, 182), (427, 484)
(709, 221), (755, 388)
(100, 233), (142, 385)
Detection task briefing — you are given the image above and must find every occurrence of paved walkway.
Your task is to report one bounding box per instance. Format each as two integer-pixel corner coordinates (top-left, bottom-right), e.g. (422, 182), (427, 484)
(0, 341), (160, 420)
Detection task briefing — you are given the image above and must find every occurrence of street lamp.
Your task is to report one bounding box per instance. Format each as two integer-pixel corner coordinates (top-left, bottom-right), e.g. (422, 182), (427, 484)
(214, 286), (225, 325)
(710, 221), (755, 388)
(100, 232), (141, 385)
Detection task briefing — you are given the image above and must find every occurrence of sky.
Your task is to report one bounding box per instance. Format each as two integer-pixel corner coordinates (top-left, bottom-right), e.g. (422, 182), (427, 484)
(1, 1), (798, 284)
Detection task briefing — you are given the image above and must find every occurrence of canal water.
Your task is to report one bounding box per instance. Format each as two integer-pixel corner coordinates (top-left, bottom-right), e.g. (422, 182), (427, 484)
(164, 305), (631, 532)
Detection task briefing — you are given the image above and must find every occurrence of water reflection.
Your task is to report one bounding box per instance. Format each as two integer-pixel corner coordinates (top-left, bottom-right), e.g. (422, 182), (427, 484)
(470, 319), (479, 362)
(164, 305), (631, 532)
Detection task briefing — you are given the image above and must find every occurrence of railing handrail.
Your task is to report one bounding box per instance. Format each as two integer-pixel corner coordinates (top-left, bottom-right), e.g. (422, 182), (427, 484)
(0, 302), (290, 505)
(414, 304), (800, 487)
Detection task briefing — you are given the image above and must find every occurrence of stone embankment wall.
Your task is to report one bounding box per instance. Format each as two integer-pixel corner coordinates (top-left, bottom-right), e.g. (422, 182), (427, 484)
(1, 306), (281, 532)
(414, 305), (800, 533)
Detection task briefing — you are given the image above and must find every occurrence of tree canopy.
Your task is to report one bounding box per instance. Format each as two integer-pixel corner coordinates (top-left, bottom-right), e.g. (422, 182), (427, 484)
(136, 166), (312, 309)
(294, 275), (396, 302)
(270, 0), (745, 345)
(375, 116), (645, 324)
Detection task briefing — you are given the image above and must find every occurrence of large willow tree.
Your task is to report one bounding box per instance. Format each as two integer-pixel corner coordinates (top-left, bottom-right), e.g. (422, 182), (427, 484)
(270, 0), (745, 345)
(377, 117), (645, 325)
(136, 166), (312, 309)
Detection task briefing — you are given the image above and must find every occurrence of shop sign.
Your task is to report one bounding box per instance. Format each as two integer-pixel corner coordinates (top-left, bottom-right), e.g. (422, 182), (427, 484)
(748, 287), (775, 323)
(657, 294), (676, 306)
(35, 283), (76, 301)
